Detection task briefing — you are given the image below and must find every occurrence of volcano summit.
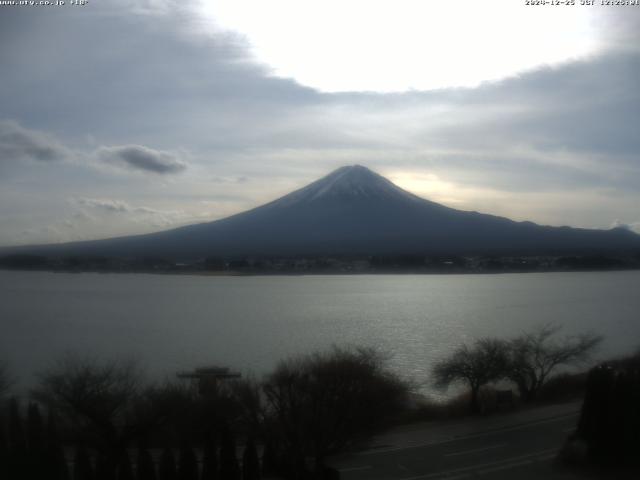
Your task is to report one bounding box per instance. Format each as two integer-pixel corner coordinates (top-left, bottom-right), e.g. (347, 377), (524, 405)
(3, 165), (640, 261)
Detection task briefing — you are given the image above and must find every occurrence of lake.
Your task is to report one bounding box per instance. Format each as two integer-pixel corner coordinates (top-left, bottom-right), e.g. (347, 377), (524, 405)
(1, 270), (639, 396)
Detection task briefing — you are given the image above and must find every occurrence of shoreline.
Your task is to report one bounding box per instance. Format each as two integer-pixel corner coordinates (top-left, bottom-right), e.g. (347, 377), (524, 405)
(1, 265), (640, 276)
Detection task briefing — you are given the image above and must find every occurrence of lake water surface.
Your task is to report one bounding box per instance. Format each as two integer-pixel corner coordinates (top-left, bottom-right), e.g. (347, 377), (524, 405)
(1, 270), (639, 395)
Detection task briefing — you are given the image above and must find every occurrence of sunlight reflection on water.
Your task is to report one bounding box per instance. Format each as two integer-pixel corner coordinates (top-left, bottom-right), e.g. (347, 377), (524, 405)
(1, 270), (639, 398)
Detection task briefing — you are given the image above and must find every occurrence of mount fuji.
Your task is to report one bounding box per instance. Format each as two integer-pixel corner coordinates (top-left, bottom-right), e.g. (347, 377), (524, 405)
(3, 165), (640, 260)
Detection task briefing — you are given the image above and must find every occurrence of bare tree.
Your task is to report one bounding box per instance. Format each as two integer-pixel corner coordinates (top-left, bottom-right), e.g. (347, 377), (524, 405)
(228, 376), (266, 435)
(432, 338), (509, 414)
(263, 346), (409, 475)
(506, 324), (602, 402)
(32, 354), (143, 465)
(134, 379), (201, 439)
(33, 354), (140, 423)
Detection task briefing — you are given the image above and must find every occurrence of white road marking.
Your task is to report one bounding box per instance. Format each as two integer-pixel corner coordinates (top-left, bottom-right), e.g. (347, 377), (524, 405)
(356, 413), (578, 456)
(338, 465), (372, 472)
(444, 443), (507, 457)
(397, 448), (557, 480)
(475, 452), (556, 476)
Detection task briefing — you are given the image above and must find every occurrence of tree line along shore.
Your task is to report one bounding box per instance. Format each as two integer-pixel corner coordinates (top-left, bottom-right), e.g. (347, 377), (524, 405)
(1, 252), (640, 275)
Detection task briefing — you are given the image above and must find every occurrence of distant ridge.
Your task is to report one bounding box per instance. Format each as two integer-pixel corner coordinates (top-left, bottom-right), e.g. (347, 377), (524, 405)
(2, 165), (640, 260)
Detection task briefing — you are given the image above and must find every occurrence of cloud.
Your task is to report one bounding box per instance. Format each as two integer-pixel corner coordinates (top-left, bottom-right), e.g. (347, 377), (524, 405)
(74, 197), (177, 217)
(96, 145), (187, 175)
(0, 120), (70, 163)
(72, 197), (204, 229)
(0, 3), (639, 245)
(0, 119), (188, 176)
(611, 219), (640, 233)
(210, 175), (249, 184)
(74, 198), (132, 213)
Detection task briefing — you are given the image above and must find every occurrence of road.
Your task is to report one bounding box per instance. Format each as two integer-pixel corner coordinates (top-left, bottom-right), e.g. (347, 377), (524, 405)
(331, 402), (582, 480)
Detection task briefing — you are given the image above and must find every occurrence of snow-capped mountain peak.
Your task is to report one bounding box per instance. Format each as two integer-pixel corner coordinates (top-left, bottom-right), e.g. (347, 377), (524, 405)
(271, 165), (422, 207)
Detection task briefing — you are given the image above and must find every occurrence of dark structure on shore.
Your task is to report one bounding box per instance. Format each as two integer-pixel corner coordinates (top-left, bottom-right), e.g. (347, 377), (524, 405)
(177, 366), (241, 396)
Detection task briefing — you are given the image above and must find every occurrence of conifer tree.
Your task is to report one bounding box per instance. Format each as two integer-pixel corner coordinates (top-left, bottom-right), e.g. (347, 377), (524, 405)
(137, 447), (157, 480)
(96, 454), (117, 480)
(45, 410), (70, 480)
(260, 441), (279, 478)
(74, 446), (95, 480)
(201, 437), (219, 480)
(27, 403), (45, 452)
(8, 398), (26, 452)
(219, 424), (240, 480)
(242, 437), (260, 480)
(8, 398), (26, 479)
(178, 444), (199, 480)
(26, 403), (47, 479)
(116, 452), (135, 480)
(159, 448), (178, 480)
(0, 415), (8, 480)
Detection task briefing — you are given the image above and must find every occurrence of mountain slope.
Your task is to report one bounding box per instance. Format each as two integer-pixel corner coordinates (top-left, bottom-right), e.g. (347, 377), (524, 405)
(3, 165), (640, 259)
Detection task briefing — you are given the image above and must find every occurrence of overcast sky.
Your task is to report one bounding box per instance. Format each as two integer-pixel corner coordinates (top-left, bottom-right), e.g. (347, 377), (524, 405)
(0, 0), (639, 246)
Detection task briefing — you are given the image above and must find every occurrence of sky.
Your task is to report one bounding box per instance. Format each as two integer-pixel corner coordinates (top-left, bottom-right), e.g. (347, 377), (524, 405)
(0, 0), (639, 246)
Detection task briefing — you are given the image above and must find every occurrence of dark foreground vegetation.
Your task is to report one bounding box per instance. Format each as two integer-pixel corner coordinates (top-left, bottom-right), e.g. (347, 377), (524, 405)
(1, 252), (640, 275)
(1, 326), (634, 479)
(560, 350), (640, 475)
(0, 348), (408, 480)
(431, 325), (602, 414)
